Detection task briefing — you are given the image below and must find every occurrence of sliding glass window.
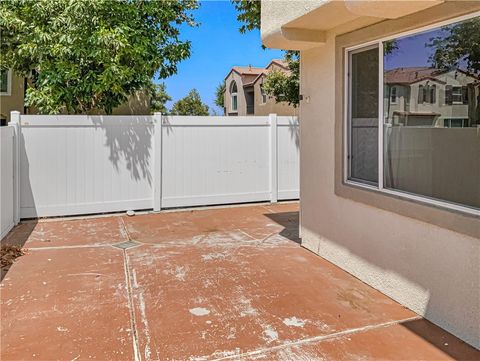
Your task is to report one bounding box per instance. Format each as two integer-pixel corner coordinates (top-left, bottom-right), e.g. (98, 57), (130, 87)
(347, 15), (480, 212)
(347, 45), (379, 185)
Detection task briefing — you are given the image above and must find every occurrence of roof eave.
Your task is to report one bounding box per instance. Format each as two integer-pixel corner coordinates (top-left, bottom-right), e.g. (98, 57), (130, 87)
(261, 0), (444, 51)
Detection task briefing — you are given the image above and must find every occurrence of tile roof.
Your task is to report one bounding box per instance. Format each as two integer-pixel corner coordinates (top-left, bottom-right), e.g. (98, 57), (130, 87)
(385, 67), (442, 84)
(232, 66), (266, 76)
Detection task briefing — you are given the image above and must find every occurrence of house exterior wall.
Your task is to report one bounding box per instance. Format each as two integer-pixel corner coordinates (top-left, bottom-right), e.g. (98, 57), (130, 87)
(266, 1), (480, 348)
(0, 73), (25, 122)
(253, 78), (298, 116)
(224, 71), (247, 116)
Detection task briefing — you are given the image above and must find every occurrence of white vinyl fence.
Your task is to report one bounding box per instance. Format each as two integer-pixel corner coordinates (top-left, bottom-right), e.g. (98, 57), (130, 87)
(3, 111), (299, 221)
(1, 124), (19, 238)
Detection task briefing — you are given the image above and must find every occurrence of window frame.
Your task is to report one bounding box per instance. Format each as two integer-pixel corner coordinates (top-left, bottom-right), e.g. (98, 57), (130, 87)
(260, 84), (267, 104)
(0, 69), (12, 96)
(346, 43), (380, 186)
(390, 86), (397, 104)
(451, 86), (463, 104)
(343, 11), (480, 217)
(230, 80), (238, 112)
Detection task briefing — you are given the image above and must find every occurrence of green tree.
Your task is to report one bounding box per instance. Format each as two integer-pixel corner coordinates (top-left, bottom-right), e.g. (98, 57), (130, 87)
(231, 0), (260, 34)
(171, 89), (209, 116)
(214, 82), (225, 109)
(429, 17), (480, 74)
(263, 51), (300, 107)
(0, 0), (198, 114)
(148, 83), (171, 114)
(231, 0), (300, 107)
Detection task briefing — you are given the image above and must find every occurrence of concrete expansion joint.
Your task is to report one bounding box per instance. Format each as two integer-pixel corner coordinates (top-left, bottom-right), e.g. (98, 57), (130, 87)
(27, 244), (110, 251)
(122, 247), (142, 361)
(211, 316), (423, 361)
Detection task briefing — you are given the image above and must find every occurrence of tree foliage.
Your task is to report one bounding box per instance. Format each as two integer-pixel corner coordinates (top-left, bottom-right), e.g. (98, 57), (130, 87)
(170, 89), (209, 116)
(263, 51), (300, 107)
(231, 0), (260, 33)
(428, 17), (480, 74)
(231, 1), (300, 107)
(214, 82), (225, 109)
(383, 40), (398, 56)
(148, 83), (171, 114)
(0, 0), (198, 114)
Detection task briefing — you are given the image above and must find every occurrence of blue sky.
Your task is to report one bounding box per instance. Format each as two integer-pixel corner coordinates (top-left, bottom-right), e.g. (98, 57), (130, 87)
(384, 28), (452, 70)
(157, 1), (284, 114)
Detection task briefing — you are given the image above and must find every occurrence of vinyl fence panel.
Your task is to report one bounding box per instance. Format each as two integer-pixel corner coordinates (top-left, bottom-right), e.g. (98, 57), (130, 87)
(1, 126), (15, 238)
(13, 113), (299, 218)
(277, 116), (300, 200)
(19, 115), (154, 218)
(161, 116), (272, 208)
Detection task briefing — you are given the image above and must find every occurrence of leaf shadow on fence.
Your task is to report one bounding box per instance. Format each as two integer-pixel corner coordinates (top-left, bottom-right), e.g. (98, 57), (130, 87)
(94, 116), (154, 185)
(287, 118), (300, 149)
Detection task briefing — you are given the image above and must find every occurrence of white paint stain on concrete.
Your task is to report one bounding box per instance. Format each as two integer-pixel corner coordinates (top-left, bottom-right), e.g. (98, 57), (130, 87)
(263, 325), (278, 342)
(174, 266), (187, 281)
(238, 296), (258, 317)
(189, 307), (210, 316)
(163, 265), (188, 282)
(283, 317), (306, 327)
(56, 326), (68, 332)
(202, 252), (228, 261)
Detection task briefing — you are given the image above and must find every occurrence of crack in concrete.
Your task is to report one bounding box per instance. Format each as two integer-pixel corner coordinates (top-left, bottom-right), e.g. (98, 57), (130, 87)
(211, 315), (423, 361)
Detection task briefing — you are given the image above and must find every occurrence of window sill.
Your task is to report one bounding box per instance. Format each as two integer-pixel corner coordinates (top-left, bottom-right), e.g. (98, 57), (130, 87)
(344, 179), (479, 217)
(337, 179), (480, 239)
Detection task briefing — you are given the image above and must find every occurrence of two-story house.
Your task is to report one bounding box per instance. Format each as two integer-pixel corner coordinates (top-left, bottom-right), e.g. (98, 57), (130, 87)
(384, 67), (479, 127)
(223, 60), (297, 116)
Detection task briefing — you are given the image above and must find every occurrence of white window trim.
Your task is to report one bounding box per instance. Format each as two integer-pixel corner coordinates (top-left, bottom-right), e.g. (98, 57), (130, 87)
(451, 86), (463, 104)
(343, 11), (480, 217)
(0, 69), (12, 96)
(231, 94), (238, 112)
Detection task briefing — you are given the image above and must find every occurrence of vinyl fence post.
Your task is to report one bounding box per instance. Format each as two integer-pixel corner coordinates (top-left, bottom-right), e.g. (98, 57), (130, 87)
(153, 112), (162, 212)
(10, 111), (21, 224)
(269, 113), (278, 203)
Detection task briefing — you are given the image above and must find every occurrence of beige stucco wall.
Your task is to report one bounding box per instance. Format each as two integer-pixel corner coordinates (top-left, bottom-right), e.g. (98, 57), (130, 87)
(0, 73), (25, 122)
(253, 78), (298, 116)
(253, 64), (298, 116)
(295, 2), (480, 349)
(224, 72), (247, 116)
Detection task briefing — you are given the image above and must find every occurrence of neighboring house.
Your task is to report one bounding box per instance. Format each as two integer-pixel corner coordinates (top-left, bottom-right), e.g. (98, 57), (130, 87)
(0, 70), (25, 125)
(261, 0), (480, 349)
(0, 70), (150, 123)
(385, 67), (479, 127)
(223, 60), (297, 116)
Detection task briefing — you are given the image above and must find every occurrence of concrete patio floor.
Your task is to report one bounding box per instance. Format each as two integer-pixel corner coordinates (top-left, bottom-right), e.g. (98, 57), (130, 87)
(1, 202), (478, 361)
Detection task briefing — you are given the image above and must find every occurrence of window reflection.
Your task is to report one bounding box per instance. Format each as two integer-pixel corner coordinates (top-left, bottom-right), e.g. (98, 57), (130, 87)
(383, 17), (480, 209)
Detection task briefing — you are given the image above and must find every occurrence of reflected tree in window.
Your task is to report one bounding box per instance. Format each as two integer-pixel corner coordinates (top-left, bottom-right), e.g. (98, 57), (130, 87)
(429, 18), (480, 74)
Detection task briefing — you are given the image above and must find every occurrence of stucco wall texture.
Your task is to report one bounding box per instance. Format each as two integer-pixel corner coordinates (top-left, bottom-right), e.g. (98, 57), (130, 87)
(266, 3), (480, 349)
